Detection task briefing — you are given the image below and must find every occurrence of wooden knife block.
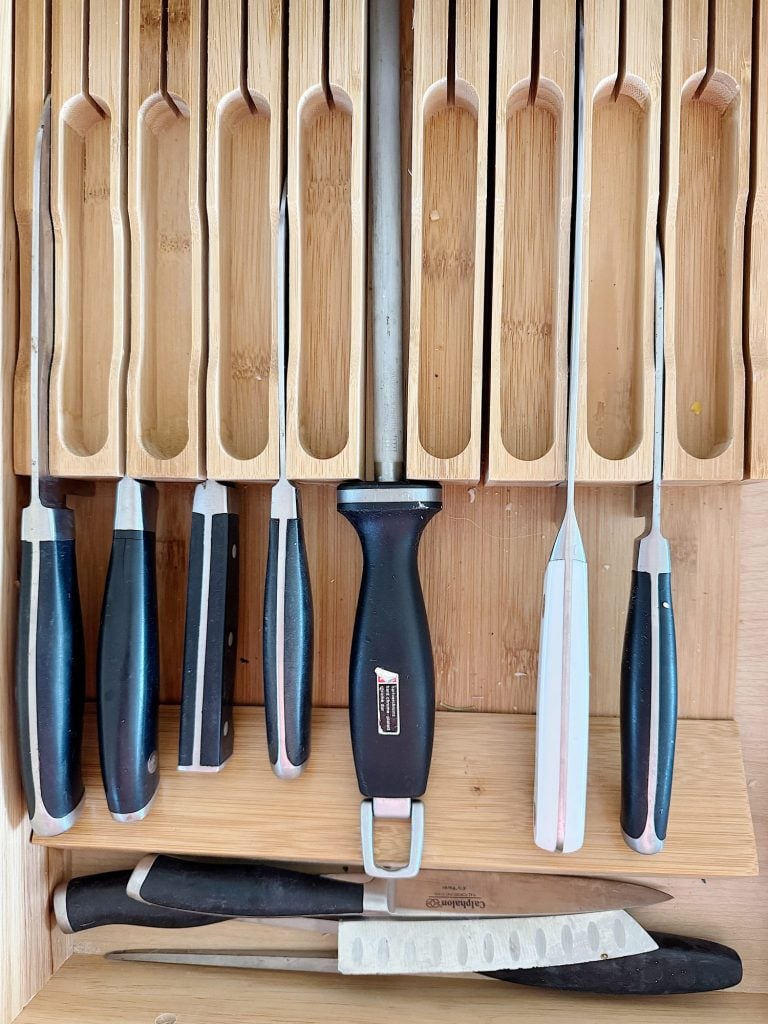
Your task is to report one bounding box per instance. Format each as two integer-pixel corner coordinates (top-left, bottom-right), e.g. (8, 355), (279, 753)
(2, 2), (767, 1023)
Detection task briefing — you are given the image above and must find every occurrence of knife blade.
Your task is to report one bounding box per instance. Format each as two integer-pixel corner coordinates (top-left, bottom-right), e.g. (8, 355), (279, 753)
(124, 854), (669, 919)
(15, 97), (86, 837)
(106, 933), (742, 995)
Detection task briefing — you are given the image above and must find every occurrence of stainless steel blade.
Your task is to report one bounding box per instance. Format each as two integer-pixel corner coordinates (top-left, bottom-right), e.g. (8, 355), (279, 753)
(336, 911), (656, 975)
(373, 871), (670, 917)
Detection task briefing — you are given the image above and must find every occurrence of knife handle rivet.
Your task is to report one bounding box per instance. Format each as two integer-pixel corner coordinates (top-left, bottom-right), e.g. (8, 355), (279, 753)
(227, 632), (234, 648)
(223, 721), (230, 737)
(231, 544), (237, 560)
(147, 751), (158, 774)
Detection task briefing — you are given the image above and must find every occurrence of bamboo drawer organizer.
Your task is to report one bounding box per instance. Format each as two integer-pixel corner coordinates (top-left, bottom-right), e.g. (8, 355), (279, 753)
(2, 1), (767, 1022)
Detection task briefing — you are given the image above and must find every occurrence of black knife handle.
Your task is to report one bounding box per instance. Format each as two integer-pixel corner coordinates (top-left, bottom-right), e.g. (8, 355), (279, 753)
(179, 482), (240, 771)
(263, 510), (313, 777)
(54, 871), (223, 933)
(484, 932), (742, 995)
(127, 854), (364, 918)
(97, 479), (160, 822)
(621, 568), (677, 853)
(337, 483), (441, 798)
(16, 508), (86, 836)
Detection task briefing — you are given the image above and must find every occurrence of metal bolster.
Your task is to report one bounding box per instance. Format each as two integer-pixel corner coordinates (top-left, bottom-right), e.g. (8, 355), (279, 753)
(360, 798), (424, 879)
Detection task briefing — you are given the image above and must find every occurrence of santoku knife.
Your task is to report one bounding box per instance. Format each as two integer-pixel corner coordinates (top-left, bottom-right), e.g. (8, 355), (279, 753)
(123, 854), (669, 919)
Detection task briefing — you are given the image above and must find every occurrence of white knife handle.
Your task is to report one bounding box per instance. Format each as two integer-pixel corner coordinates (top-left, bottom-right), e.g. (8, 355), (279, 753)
(534, 557), (589, 853)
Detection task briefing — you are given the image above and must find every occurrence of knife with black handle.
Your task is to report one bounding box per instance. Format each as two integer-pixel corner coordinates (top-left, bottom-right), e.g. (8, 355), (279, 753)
(53, 875), (739, 997)
(263, 187), (313, 779)
(15, 98), (86, 837)
(97, 475), (160, 822)
(620, 242), (678, 854)
(178, 480), (239, 772)
(124, 854), (669, 919)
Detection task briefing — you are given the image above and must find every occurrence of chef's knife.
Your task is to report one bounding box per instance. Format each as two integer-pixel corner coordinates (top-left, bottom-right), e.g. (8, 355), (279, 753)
(124, 854), (669, 919)
(263, 187), (313, 779)
(620, 241), (677, 854)
(15, 98), (86, 837)
(106, 933), (742, 995)
(97, 475), (160, 821)
(178, 479), (239, 772)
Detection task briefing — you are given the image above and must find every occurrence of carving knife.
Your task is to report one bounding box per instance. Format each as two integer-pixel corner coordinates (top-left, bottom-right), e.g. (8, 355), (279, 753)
(336, 0), (441, 880)
(620, 241), (678, 853)
(534, 0), (589, 854)
(15, 97), (86, 837)
(122, 854), (670, 919)
(178, 478), (239, 772)
(97, 475), (160, 820)
(262, 186), (313, 778)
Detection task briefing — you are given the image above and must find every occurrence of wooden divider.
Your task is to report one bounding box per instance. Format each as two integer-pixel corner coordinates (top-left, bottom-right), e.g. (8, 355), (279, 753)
(12, 0), (49, 475)
(286, 0), (367, 482)
(206, 0), (282, 481)
(662, 0), (750, 482)
(487, 0), (572, 485)
(47, 0), (127, 479)
(746, 0), (768, 478)
(577, 0), (660, 483)
(405, 0), (489, 484)
(126, 0), (206, 481)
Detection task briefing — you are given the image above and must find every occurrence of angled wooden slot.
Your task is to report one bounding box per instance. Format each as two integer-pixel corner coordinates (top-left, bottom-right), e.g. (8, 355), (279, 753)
(662, 0), (750, 481)
(126, 0), (206, 481)
(486, 0), (572, 485)
(577, 0), (659, 483)
(48, 0), (128, 479)
(746, 0), (768, 478)
(405, 0), (489, 484)
(286, 0), (367, 481)
(12, 0), (49, 475)
(206, 0), (281, 481)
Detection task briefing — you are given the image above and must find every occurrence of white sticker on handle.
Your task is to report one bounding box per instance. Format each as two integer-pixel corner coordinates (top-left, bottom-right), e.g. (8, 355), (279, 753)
(375, 667), (400, 736)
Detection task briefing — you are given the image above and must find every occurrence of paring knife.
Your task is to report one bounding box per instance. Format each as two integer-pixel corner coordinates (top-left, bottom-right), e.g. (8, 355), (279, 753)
(15, 98), (86, 837)
(97, 475), (160, 821)
(123, 854), (670, 919)
(337, 0), (441, 881)
(620, 241), (678, 854)
(178, 479), (239, 772)
(105, 934), (743, 996)
(263, 187), (313, 779)
(534, 0), (589, 854)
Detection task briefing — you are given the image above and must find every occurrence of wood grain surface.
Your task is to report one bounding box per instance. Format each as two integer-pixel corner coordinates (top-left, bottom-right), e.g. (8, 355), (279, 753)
(34, 704), (756, 878)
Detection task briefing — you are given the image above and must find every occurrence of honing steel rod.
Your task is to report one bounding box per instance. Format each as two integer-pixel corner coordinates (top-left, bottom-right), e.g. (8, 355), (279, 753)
(178, 479), (240, 773)
(620, 240), (678, 854)
(15, 98), (86, 837)
(262, 187), (313, 778)
(97, 475), (160, 820)
(534, 0), (589, 854)
(337, 0), (442, 877)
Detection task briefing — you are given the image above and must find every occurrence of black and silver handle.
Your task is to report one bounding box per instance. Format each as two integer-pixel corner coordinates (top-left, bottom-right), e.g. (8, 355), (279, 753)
(620, 534), (678, 854)
(53, 871), (223, 933)
(16, 505), (86, 836)
(486, 932), (742, 995)
(97, 477), (160, 822)
(127, 854), (363, 918)
(263, 483), (313, 778)
(337, 482), (442, 878)
(179, 480), (239, 772)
